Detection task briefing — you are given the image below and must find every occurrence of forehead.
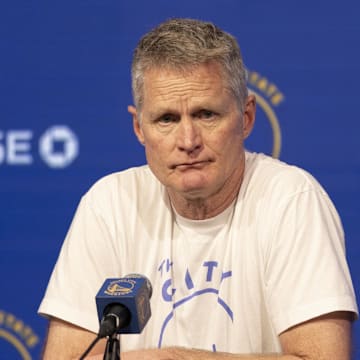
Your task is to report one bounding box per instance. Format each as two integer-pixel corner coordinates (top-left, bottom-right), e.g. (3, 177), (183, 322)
(141, 63), (230, 106)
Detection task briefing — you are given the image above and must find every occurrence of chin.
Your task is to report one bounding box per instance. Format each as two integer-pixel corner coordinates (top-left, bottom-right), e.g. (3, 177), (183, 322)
(177, 182), (213, 199)
(165, 172), (215, 197)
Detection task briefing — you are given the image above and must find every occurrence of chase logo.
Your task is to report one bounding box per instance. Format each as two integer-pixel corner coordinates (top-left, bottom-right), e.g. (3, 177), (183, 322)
(105, 279), (136, 296)
(39, 125), (79, 168)
(246, 69), (285, 158)
(0, 309), (40, 360)
(0, 125), (79, 168)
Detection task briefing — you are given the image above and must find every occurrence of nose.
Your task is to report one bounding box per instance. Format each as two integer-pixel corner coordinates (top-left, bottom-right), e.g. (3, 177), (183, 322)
(175, 117), (202, 154)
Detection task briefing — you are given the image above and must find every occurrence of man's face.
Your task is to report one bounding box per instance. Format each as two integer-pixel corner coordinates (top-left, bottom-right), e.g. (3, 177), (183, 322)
(130, 62), (255, 202)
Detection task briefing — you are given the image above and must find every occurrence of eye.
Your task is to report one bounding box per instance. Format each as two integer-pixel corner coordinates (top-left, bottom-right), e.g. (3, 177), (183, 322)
(194, 109), (217, 120)
(158, 113), (178, 124)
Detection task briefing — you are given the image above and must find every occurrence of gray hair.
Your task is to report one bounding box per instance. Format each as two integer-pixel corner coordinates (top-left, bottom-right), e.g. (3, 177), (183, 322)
(131, 18), (248, 114)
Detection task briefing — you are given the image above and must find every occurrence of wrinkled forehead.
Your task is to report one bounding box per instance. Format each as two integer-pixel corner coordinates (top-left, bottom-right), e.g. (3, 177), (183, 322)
(141, 62), (230, 96)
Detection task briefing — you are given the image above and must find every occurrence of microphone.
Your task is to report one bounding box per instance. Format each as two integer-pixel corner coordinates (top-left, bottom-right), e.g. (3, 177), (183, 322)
(95, 274), (152, 338)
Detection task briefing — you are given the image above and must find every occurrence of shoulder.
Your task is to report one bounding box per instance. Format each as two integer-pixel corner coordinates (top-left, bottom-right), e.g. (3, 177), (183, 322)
(79, 165), (170, 223)
(75, 165), (164, 217)
(84, 165), (160, 200)
(241, 152), (340, 233)
(89, 165), (154, 190)
(244, 152), (327, 200)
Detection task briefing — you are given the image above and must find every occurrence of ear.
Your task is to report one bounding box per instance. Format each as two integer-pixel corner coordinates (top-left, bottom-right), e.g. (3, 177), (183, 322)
(243, 94), (256, 139)
(128, 105), (145, 145)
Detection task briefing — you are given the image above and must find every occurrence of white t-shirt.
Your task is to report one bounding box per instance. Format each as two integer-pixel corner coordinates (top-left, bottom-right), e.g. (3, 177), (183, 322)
(38, 152), (358, 354)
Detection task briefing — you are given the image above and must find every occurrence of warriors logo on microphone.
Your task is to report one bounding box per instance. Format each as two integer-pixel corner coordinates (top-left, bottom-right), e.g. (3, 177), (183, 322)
(105, 279), (136, 296)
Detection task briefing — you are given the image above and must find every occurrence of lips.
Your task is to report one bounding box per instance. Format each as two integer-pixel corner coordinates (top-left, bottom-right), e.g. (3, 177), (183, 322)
(173, 160), (210, 170)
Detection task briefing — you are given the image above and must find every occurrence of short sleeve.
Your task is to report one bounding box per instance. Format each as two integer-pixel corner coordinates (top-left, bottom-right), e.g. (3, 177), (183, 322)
(38, 193), (121, 333)
(264, 188), (358, 334)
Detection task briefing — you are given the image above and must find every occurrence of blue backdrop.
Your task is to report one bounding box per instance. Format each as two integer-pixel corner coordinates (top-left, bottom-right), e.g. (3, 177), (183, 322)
(1, 1), (359, 358)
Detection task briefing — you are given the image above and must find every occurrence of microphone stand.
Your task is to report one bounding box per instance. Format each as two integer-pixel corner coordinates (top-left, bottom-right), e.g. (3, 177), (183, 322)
(103, 333), (121, 360)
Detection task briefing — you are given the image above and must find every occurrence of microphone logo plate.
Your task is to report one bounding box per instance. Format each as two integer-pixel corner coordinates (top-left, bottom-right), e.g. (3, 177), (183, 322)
(104, 279), (136, 296)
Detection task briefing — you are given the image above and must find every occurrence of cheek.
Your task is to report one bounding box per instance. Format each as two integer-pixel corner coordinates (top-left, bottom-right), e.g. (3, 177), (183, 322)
(209, 126), (243, 154)
(144, 138), (168, 168)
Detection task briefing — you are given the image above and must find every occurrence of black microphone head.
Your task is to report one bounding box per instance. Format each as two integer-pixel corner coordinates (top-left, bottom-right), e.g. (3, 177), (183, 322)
(98, 303), (131, 338)
(97, 312), (118, 338)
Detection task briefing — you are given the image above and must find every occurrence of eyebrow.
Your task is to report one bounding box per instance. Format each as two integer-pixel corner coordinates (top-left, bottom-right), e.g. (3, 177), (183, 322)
(147, 108), (179, 120)
(147, 102), (222, 118)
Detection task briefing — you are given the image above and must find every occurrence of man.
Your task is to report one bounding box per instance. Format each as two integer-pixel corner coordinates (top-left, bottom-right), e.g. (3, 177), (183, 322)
(39, 18), (357, 359)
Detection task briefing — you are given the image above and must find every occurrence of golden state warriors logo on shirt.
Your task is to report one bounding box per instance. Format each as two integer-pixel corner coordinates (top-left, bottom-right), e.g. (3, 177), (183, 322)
(0, 309), (40, 360)
(105, 279), (136, 296)
(246, 69), (284, 158)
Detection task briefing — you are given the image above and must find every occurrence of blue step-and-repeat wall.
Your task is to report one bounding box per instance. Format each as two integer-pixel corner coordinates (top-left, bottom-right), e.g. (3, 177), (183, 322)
(1, 1), (359, 358)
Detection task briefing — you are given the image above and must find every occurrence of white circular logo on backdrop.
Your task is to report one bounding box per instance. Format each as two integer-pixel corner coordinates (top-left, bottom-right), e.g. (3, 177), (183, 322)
(39, 125), (79, 168)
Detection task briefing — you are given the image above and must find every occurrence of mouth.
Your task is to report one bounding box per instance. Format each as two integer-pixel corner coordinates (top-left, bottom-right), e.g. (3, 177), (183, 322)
(172, 160), (211, 170)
